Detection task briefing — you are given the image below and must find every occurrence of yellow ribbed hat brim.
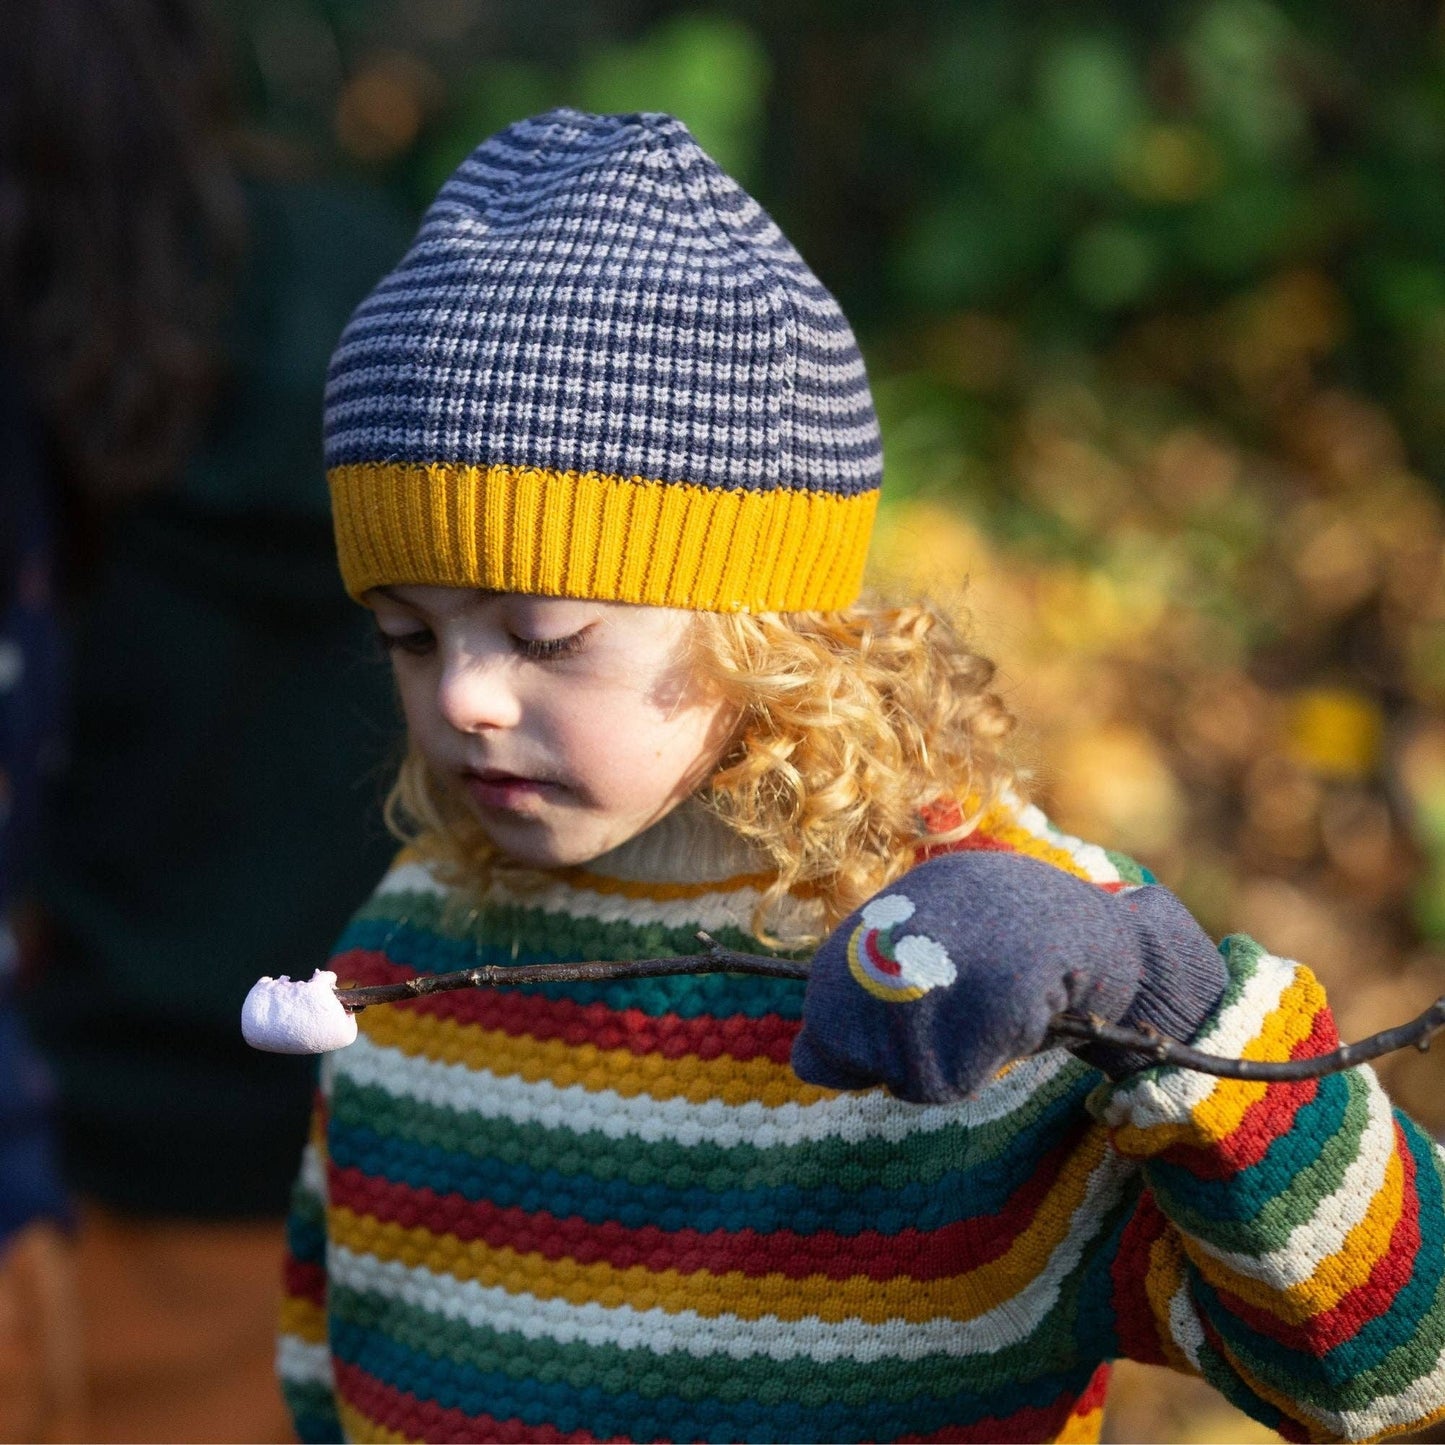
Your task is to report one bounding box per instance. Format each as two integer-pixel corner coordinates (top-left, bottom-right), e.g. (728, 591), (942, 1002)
(328, 462), (877, 612)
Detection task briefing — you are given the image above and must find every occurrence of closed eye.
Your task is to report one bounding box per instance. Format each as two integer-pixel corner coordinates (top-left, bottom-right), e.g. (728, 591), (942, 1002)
(515, 630), (588, 661)
(375, 624), (435, 657)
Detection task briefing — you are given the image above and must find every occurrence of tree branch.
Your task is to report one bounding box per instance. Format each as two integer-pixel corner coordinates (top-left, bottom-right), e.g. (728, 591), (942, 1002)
(335, 934), (1445, 1083)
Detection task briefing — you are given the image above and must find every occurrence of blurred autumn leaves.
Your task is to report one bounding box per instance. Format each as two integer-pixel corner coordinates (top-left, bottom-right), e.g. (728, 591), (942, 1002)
(222, 4), (1445, 1437)
(223, 0), (1445, 1122)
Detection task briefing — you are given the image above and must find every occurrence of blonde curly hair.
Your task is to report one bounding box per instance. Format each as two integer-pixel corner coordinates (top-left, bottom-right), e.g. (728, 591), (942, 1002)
(384, 597), (1016, 947)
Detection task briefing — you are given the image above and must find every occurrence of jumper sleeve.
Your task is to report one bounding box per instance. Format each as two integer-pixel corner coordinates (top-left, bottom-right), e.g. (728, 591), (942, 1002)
(1091, 934), (1445, 1442)
(278, 1072), (344, 1443)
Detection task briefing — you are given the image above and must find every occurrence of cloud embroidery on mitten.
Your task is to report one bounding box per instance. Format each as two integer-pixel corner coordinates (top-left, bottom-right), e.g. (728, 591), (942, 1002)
(846, 893), (957, 1002)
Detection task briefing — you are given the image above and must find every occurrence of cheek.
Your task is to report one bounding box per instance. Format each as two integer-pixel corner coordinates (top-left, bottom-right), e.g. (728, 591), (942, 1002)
(553, 688), (724, 798)
(392, 667), (441, 746)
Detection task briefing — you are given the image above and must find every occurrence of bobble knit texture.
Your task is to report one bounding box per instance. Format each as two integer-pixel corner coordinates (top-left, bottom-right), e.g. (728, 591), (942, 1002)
(324, 109), (882, 611)
(278, 798), (1445, 1443)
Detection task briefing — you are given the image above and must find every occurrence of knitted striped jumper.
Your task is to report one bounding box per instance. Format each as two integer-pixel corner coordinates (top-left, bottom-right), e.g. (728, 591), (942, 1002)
(279, 797), (1445, 1443)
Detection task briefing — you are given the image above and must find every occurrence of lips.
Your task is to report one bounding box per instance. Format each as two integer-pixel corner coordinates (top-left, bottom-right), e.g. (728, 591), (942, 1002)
(460, 767), (556, 812)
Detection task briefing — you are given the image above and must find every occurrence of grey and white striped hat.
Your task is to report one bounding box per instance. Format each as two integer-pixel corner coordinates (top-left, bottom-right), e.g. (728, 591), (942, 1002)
(325, 108), (882, 611)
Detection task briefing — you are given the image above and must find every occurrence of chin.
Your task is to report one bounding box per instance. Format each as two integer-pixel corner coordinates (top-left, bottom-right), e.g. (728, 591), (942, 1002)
(480, 821), (600, 870)
(484, 815), (646, 871)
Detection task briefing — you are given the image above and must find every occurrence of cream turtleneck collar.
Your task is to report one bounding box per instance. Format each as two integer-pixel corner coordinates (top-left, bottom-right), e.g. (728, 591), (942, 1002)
(579, 797), (772, 885)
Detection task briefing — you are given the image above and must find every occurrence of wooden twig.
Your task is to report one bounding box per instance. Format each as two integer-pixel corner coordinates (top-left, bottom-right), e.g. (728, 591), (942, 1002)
(336, 934), (809, 1010)
(1045, 997), (1445, 1081)
(336, 934), (1445, 1083)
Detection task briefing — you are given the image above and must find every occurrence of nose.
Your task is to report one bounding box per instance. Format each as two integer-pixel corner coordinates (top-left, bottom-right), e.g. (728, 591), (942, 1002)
(435, 652), (523, 734)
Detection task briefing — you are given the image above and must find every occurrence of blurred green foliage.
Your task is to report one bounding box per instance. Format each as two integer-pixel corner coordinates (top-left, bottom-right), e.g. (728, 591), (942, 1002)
(225, 0), (1445, 476)
(221, 3), (1445, 944)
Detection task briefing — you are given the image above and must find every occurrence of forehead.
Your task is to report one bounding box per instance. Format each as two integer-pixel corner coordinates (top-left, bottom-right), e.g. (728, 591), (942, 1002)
(366, 586), (693, 637)
(368, 584), (498, 612)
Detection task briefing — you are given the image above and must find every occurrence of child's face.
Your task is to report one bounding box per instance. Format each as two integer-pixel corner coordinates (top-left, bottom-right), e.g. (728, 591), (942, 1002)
(368, 585), (735, 868)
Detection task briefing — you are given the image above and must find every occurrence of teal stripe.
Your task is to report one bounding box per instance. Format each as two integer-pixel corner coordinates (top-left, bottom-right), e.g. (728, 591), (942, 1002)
(330, 1054), (1093, 1199)
(333, 1283), (997, 1407)
(281, 1381), (343, 1445)
(1190, 1119), (1445, 1415)
(286, 1180), (328, 1265)
(1149, 1068), (1364, 1241)
(336, 911), (807, 1018)
(330, 1311), (1097, 1444)
(329, 1246), (1098, 1415)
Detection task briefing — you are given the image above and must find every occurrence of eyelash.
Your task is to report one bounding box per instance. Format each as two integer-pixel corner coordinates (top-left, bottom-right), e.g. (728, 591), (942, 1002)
(377, 629), (433, 657)
(518, 632), (586, 660)
(375, 627), (587, 661)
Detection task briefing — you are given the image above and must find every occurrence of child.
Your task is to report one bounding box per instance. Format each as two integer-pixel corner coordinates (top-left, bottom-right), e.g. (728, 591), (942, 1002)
(279, 109), (1445, 1443)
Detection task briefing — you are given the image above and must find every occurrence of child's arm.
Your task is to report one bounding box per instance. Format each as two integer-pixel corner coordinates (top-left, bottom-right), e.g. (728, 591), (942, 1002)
(277, 1077), (344, 1443)
(793, 852), (1445, 1441)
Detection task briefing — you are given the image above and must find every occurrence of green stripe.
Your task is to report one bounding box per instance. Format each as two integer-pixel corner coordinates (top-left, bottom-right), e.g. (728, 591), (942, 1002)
(334, 1079), (970, 1194)
(1102, 848), (1155, 886)
(329, 1274), (1086, 1409)
(1152, 1067), (1371, 1253)
(354, 887), (803, 963)
(341, 903), (807, 1017)
(1200, 1127), (1445, 1418)
(330, 1057), (1091, 1196)
(280, 1380), (342, 1442)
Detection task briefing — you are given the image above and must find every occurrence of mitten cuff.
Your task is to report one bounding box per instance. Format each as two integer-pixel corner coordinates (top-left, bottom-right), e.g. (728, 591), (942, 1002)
(1081, 886), (1228, 1078)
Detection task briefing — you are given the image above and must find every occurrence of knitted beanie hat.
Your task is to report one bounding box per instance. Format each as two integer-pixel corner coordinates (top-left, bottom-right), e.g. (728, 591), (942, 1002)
(324, 108), (882, 612)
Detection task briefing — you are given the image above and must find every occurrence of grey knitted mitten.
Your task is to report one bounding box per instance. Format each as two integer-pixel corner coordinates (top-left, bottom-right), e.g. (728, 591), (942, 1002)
(791, 851), (1228, 1104)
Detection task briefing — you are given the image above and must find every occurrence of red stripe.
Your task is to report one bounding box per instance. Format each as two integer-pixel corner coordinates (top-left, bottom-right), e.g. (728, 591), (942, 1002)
(1153, 1006), (1337, 1180)
(335, 1359), (620, 1443)
(336, 1357), (1107, 1444)
(1110, 1189), (1171, 1366)
(284, 1257), (327, 1310)
(865, 928), (902, 976)
(897, 1365), (1111, 1442)
(333, 949), (799, 1064)
(329, 1128), (1080, 1284)
(1212, 1120), (1421, 1355)
(1073, 1362), (1111, 1416)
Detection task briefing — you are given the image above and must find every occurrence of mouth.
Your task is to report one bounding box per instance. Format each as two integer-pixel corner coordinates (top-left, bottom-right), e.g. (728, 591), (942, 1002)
(460, 767), (557, 812)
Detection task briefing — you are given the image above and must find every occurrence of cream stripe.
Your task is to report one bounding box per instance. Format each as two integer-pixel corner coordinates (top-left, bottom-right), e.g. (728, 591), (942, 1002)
(334, 1032), (1075, 1149)
(277, 1334), (335, 1388)
(369, 860), (823, 937)
(1183, 1077), (1394, 1288)
(329, 1149), (1128, 1361)
(1164, 1244), (1445, 1440)
(1013, 800), (1123, 884)
(299, 1140), (327, 1201)
(1092, 954), (1298, 1131)
(1333, 1336), (1445, 1439)
(1167, 1280), (1206, 1372)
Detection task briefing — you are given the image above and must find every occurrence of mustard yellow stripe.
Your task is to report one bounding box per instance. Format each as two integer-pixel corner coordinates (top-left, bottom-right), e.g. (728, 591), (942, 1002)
(279, 1295), (328, 1345)
(969, 803), (1096, 881)
(357, 1004), (834, 1107)
(338, 1401), (412, 1444)
(1057, 1405), (1105, 1444)
(1145, 1227), (1195, 1375)
(557, 865), (780, 901)
(1187, 1144), (1405, 1326)
(328, 461), (878, 612)
(1111, 968), (1326, 1156)
(329, 1128), (1107, 1326)
(1397, 1397), (1445, 1441)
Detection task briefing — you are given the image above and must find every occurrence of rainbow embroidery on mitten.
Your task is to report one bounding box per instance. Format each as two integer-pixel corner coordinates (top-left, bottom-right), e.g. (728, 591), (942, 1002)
(846, 893), (957, 1001)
